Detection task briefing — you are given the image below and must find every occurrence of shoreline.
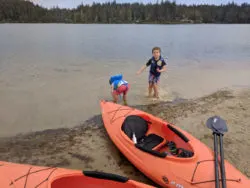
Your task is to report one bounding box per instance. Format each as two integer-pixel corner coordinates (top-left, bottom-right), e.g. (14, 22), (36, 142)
(1, 22), (250, 25)
(0, 88), (249, 185)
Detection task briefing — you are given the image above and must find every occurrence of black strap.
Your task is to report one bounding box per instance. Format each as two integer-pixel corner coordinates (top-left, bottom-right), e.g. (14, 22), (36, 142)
(166, 141), (193, 158)
(135, 144), (167, 158)
(177, 148), (194, 158)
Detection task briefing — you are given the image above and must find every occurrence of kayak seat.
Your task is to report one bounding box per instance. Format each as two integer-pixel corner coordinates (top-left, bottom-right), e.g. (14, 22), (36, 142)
(137, 134), (164, 150)
(122, 115), (164, 149)
(122, 115), (167, 158)
(122, 115), (149, 141)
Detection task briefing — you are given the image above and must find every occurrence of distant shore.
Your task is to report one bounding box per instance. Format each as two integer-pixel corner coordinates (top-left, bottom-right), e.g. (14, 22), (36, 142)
(1, 21), (249, 24)
(0, 88), (249, 185)
(1, 1), (249, 24)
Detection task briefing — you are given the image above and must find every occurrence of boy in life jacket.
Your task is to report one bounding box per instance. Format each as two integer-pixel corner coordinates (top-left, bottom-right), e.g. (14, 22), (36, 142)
(136, 47), (167, 99)
(109, 74), (130, 105)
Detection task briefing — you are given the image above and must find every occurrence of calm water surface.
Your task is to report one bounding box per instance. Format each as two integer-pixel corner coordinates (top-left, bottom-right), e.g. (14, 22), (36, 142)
(0, 24), (250, 136)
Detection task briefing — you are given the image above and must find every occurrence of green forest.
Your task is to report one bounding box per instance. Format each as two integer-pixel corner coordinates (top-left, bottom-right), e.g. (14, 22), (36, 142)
(0, 0), (250, 23)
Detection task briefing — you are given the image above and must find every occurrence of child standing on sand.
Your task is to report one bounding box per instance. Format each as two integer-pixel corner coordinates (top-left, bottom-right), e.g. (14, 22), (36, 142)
(109, 74), (130, 105)
(136, 47), (167, 99)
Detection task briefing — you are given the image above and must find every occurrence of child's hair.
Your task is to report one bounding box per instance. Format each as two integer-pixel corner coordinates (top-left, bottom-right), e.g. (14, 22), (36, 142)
(152, 47), (161, 53)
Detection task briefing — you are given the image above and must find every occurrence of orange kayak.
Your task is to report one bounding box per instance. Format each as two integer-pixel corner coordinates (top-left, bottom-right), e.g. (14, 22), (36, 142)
(100, 100), (250, 188)
(0, 161), (155, 188)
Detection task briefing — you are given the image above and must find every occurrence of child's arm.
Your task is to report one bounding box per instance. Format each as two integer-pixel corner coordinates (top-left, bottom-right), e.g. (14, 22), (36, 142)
(137, 59), (151, 75)
(157, 65), (167, 73)
(136, 65), (147, 75)
(111, 84), (114, 93)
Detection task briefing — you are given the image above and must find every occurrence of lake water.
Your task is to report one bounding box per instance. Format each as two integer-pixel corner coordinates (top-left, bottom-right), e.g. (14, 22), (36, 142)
(0, 24), (250, 136)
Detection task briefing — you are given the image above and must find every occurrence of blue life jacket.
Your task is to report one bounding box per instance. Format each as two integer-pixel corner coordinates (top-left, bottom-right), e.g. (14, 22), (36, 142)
(109, 74), (122, 85)
(109, 74), (128, 90)
(149, 56), (166, 77)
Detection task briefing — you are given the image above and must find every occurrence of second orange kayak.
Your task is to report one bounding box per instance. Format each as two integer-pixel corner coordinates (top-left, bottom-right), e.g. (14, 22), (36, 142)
(0, 161), (155, 188)
(100, 100), (250, 188)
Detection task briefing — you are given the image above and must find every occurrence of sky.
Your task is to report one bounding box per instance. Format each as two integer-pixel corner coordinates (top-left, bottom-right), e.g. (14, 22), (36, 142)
(29, 0), (250, 9)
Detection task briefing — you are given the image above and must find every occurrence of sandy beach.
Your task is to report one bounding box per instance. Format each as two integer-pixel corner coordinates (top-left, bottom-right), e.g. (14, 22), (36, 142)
(0, 88), (249, 186)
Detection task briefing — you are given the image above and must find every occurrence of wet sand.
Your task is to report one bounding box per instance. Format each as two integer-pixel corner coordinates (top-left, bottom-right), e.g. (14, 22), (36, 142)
(0, 88), (249, 186)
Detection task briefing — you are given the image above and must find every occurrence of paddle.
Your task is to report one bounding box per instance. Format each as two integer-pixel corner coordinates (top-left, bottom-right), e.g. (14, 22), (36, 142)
(209, 126), (220, 188)
(206, 116), (228, 188)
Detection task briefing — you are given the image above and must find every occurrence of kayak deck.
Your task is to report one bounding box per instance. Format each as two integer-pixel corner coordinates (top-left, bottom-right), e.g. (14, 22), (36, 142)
(100, 100), (250, 188)
(0, 161), (154, 188)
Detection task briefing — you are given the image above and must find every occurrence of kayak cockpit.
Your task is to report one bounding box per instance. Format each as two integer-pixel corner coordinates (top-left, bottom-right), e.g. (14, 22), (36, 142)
(121, 115), (194, 158)
(51, 171), (137, 188)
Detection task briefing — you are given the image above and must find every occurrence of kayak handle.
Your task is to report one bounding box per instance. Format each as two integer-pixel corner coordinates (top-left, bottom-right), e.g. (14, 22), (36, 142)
(167, 124), (189, 142)
(83, 171), (129, 183)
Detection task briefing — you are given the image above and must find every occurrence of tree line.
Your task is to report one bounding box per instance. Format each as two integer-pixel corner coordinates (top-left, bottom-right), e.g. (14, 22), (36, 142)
(0, 0), (250, 23)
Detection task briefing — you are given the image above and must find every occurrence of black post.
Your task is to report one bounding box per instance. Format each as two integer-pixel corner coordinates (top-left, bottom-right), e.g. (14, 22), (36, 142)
(214, 133), (220, 188)
(206, 116), (228, 188)
(219, 134), (227, 188)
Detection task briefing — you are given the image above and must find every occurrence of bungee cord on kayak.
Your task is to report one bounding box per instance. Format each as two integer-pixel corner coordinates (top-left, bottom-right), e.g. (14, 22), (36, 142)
(0, 161), (154, 188)
(190, 159), (241, 185)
